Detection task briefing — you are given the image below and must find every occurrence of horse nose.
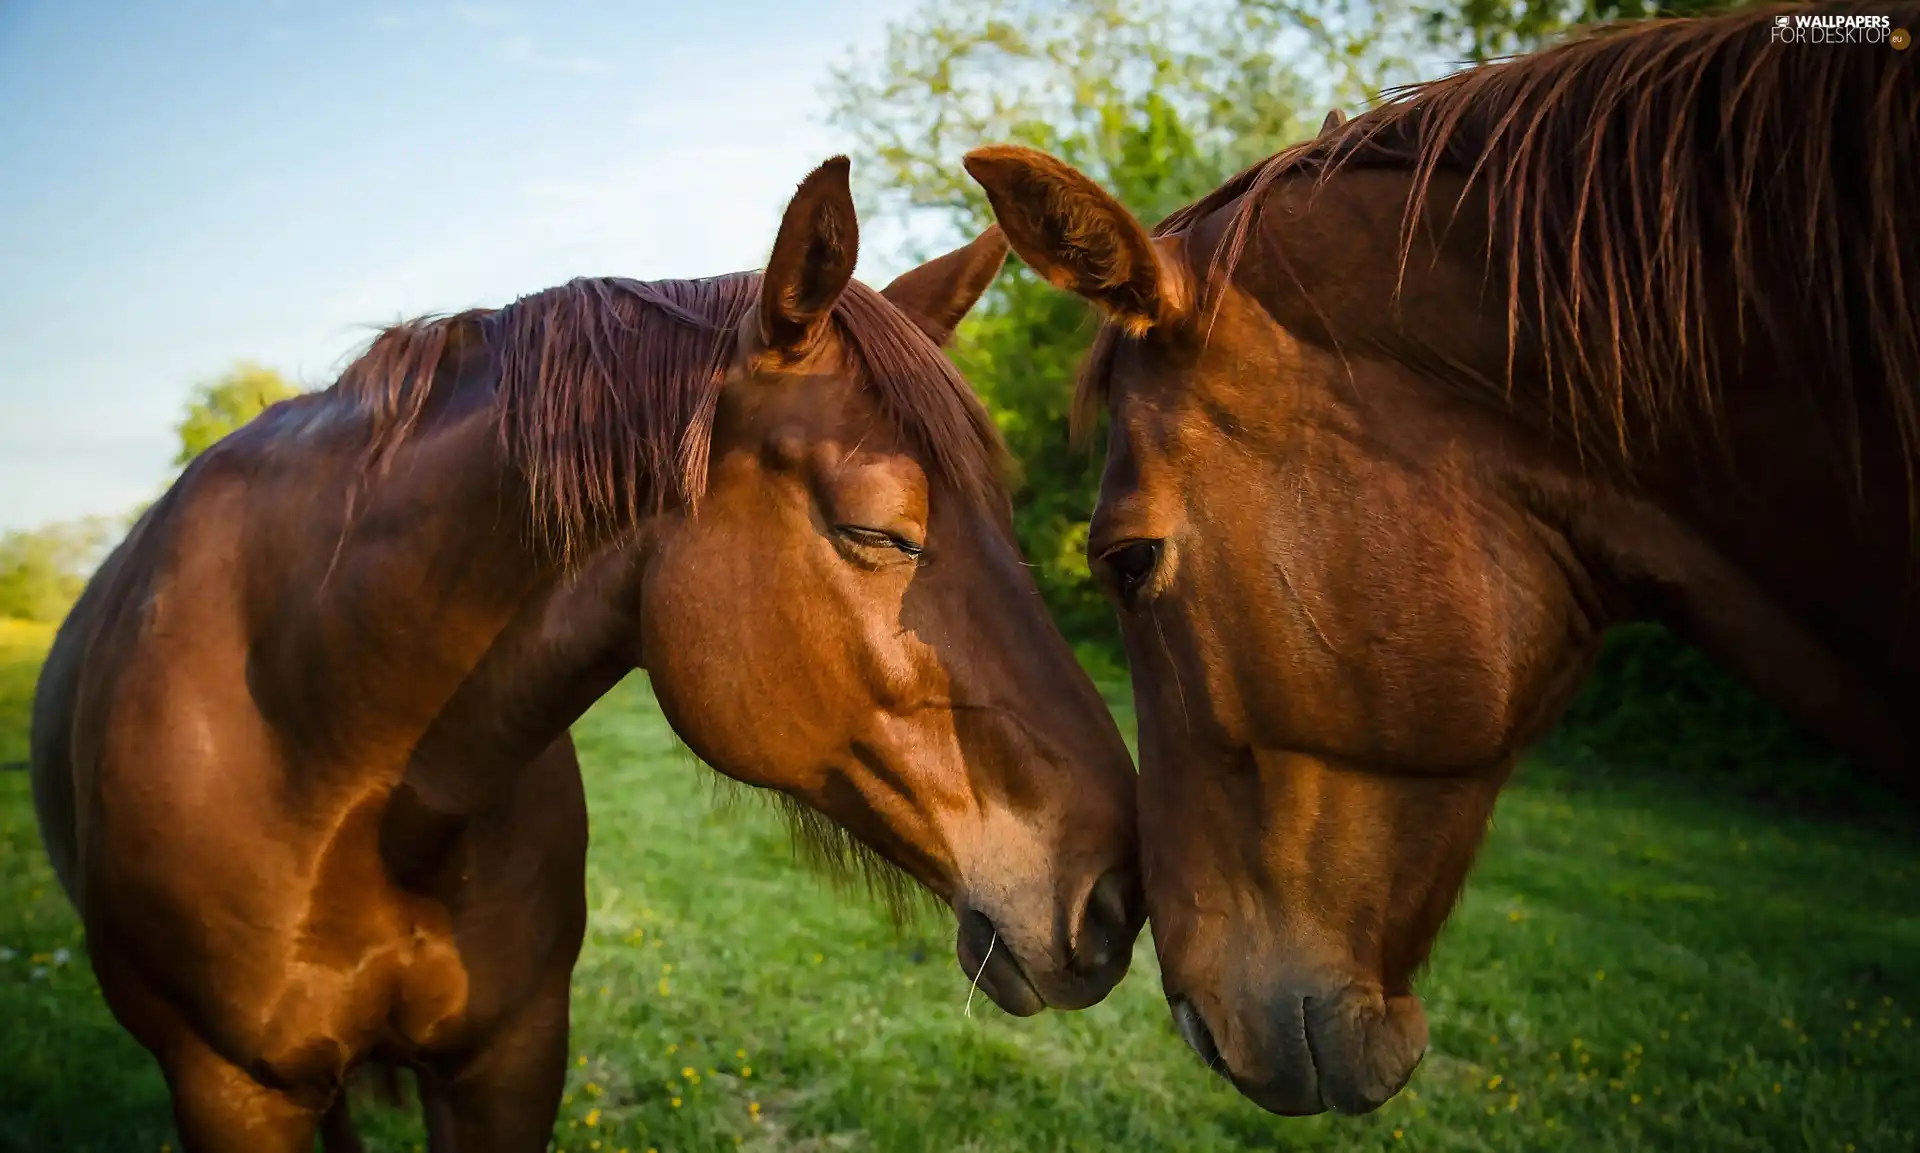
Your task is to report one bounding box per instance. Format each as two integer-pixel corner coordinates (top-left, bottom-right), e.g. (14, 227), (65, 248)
(1071, 867), (1142, 974)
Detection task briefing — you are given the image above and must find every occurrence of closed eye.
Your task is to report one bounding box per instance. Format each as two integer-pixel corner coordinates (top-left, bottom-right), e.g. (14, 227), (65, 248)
(835, 524), (924, 559)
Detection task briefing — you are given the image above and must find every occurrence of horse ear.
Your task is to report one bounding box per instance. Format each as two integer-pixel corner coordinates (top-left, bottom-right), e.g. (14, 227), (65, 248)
(878, 225), (1010, 347)
(962, 146), (1174, 337)
(1319, 108), (1348, 137)
(759, 156), (859, 359)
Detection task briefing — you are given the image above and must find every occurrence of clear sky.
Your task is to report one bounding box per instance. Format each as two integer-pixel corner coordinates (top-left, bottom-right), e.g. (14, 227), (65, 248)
(0, 0), (923, 532)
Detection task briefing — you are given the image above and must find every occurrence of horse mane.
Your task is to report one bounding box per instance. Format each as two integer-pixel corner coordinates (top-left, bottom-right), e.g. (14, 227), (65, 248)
(334, 272), (1007, 563)
(1082, 0), (1920, 492)
(329, 273), (1005, 904)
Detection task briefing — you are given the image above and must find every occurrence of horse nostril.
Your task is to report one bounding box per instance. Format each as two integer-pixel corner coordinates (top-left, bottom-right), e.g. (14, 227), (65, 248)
(958, 907), (998, 963)
(1169, 994), (1225, 1073)
(1073, 868), (1139, 972)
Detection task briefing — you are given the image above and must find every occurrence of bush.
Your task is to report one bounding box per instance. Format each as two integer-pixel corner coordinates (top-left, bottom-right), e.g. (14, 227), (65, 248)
(1544, 623), (1901, 822)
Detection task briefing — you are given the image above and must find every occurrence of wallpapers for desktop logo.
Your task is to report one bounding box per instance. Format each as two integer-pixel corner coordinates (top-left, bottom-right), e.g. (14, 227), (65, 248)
(1769, 10), (1905, 46)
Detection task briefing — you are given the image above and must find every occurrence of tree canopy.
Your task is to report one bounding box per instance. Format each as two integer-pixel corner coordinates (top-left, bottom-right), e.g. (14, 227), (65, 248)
(173, 361), (302, 467)
(0, 518), (114, 623)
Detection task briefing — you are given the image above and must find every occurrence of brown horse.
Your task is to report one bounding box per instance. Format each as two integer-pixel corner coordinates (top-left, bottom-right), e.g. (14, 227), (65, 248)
(963, 0), (1918, 1118)
(29, 156), (1143, 1151)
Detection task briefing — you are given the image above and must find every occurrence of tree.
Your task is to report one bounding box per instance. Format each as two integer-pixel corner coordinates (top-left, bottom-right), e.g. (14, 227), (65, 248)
(173, 361), (302, 467)
(0, 517), (115, 622)
(829, 0), (1316, 653)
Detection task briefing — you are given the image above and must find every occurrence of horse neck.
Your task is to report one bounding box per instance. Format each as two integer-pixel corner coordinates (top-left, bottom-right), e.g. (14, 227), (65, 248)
(1237, 167), (1917, 776)
(249, 388), (648, 784)
(394, 541), (641, 816)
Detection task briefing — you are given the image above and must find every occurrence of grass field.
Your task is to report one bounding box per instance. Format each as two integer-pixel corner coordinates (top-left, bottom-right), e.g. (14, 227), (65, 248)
(2, 624), (1916, 1152)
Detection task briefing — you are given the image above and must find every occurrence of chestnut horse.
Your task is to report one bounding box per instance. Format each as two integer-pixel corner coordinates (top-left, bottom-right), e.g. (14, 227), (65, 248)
(965, 0), (1917, 1119)
(29, 157), (1143, 1151)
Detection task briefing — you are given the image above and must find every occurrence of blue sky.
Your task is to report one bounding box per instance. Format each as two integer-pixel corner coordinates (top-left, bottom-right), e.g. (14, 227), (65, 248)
(0, 0), (923, 532)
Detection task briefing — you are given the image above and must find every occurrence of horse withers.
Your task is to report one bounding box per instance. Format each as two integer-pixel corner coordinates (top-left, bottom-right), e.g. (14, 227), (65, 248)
(966, 0), (1917, 1118)
(30, 156), (1143, 1150)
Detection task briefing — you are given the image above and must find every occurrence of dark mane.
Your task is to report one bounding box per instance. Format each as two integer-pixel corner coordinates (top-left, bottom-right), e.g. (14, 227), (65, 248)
(1082, 1), (1920, 492)
(334, 272), (1007, 562)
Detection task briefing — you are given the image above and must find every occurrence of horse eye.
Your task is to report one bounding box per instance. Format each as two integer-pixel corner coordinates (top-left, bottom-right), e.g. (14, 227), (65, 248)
(836, 524), (923, 559)
(1099, 539), (1162, 601)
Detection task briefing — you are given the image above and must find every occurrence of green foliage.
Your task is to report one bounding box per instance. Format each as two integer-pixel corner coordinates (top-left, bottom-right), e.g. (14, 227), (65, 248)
(830, 0), (1316, 643)
(0, 621), (55, 763)
(1545, 624), (1908, 823)
(172, 361), (301, 467)
(0, 519), (113, 624)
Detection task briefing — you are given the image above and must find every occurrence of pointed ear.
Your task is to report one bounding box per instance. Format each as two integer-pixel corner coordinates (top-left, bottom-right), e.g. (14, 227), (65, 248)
(878, 225), (1009, 346)
(962, 145), (1175, 337)
(760, 156), (858, 358)
(1319, 108), (1348, 137)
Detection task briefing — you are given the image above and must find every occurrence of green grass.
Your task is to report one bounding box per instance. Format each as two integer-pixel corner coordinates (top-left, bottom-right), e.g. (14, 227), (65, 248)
(1, 631), (1916, 1152)
(0, 620), (53, 765)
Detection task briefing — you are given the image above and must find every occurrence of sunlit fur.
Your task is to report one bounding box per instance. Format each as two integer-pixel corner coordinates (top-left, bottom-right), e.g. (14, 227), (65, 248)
(971, 0), (1917, 1121)
(28, 158), (1142, 1149)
